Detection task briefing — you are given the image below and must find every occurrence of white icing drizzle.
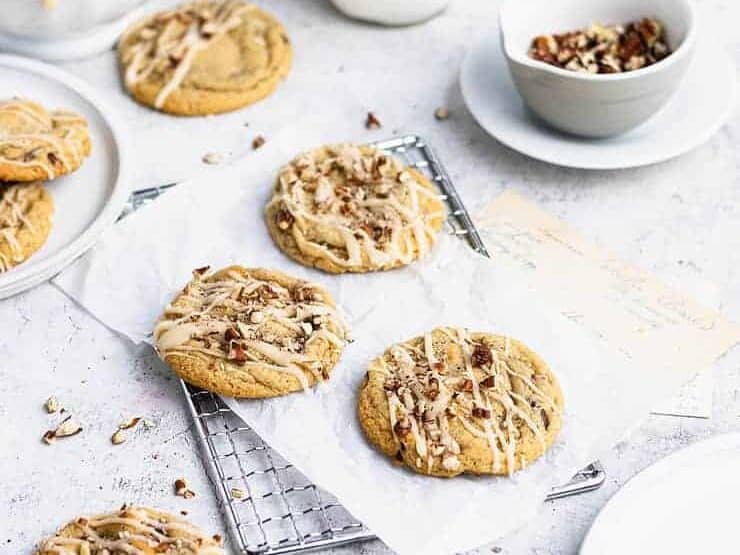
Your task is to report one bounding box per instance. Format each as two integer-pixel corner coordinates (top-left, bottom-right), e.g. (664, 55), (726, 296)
(0, 99), (88, 179)
(377, 327), (560, 475)
(154, 267), (349, 391)
(266, 144), (447, 271)
(36, 505), (224, 555)
(0, 183), (46, 273)
(120, 0), (256, 109)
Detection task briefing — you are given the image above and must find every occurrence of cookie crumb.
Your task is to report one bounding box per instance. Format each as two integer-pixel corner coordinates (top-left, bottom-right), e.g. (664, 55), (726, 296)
(434, 107), (449, 120)
(365, 112), (381, 129)
(252, 135), (266, 150)
(202, 152), (223, 165)
(44, 396), (60, 414)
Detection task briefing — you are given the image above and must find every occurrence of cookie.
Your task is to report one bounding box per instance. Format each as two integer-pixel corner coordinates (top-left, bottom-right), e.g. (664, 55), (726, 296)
(358, 327), (563, 477)
(34, 505), (224, 555)
(265, 144), (447, 274)
(154, 265), (350, 398)
(118, 0), (292, 116)
(0, 99), (91, 182)
(0, 182), (54, 273)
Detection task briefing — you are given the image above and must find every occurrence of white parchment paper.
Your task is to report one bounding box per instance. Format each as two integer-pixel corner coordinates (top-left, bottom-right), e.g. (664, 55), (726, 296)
(54, 125), (702, 555)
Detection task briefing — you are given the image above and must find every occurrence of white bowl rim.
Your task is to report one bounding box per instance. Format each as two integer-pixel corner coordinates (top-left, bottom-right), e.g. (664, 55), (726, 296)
(499, 0), (697, 82)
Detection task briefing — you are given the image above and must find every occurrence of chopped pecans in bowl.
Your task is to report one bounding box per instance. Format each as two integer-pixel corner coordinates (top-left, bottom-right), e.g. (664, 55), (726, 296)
(528, 18), (671, 74)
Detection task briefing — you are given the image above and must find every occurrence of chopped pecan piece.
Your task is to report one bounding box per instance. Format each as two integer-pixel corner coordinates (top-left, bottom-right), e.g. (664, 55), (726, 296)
(393, 418), (411, 438)
(472, 406), (491, 418)
(365, 112), (381, 129)
(471, 343), (492, 367)
(275, 208), (294, 230)
(479, 375), (496, 388)
(224, 327), (241, 341)
(458, 379), (474, 393)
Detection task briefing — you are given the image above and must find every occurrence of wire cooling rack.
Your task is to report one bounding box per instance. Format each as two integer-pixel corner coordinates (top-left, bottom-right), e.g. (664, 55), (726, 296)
(126, 135), (606, 554)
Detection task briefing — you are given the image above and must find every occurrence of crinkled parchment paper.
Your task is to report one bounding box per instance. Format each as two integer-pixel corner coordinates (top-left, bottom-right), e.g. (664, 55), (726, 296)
(54, 125), (714, 555)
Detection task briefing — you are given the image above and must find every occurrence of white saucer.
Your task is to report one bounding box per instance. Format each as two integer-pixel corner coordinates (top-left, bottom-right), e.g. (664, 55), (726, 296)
(0, 55), (130, 299)
(581, 433), (740, 554)
(460, 33), (737, 170)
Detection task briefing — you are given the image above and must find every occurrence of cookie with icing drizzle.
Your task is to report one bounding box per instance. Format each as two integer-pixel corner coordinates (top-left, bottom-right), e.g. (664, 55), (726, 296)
(0, 99), (91, 182)
(265, 144), (447, 273)
(154, 265), (350, 398)
(0, 182), (54, 273)
(358, 327), (563, 477)
(34, 505), (224, 555)
(118, 0), (292, 116)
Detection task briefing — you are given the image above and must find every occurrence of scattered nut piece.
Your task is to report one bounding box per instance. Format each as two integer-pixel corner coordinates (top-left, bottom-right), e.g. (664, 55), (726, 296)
(43, 416), (82, 444)
(434, 107), (449, 121)
(111, 429), (127, 445)
(230, 487), (245, 499)
(42, 0), (58, 10)
(119, 416), (142, 430)
(365, 112), (381, 129)
(44, 396), (60, 414)
(202, 152), (223, 165)
(175, 478), (196, 499)
(252, 135), (266, 150)
(110, 417), (143, 446)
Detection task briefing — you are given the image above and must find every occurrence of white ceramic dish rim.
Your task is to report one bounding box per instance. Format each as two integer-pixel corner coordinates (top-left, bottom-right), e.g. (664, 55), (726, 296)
(458, 33), (737, 170)
(0, 54), (131, 298)
(499, 0), (697, 82)
(579, 432), (740, 553)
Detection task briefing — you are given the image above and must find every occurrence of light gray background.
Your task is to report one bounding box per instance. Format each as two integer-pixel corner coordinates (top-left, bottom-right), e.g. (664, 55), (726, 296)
(2, 0), (739, 553)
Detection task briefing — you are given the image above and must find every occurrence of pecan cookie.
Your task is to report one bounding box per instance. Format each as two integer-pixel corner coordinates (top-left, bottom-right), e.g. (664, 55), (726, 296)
(0, 182), (54, 273)
(0, 99), (91, 182)
(35, 505), (224, 555)
(154, 265), (350, 398)
(358, 327), (563, 477)
(265, 144), (447, 274)
(118, 0), (292, 116)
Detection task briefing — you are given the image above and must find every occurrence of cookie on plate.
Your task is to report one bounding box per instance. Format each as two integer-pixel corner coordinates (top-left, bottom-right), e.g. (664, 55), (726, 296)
(154, 265), (350, 398)
(265, 144), (447, 273)
(34, 505), (224, 555)
(118, 0), (292, 116)
(358, 327), (563, 477)
(0, 98), (91, 182)
(0, 182), (54, 273)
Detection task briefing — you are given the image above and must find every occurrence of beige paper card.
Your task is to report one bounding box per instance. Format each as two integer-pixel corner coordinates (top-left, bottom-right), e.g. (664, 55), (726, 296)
(475, 190), (740, 417)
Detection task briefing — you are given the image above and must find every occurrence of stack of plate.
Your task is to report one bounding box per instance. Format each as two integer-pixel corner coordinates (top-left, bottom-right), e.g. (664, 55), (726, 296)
(0, 55), (130, 299)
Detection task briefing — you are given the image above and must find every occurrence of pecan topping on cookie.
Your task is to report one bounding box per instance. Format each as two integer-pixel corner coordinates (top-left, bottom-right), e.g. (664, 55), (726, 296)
(266, 144), (447, 273)
(154, 266), (349, 397)
(361, 327), (564, 476)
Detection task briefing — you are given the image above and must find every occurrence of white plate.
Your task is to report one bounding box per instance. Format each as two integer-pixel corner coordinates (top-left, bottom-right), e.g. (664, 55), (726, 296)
(460, 32), (737, 170)
(581, 433), (740, 554)
(0, 55), (130, 299)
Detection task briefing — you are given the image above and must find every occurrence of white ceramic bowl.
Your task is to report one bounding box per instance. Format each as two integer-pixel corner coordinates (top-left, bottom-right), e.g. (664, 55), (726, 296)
(0, 0), (147, 39)
(499, 0), (697, 138)
(330, 0), (450, 26)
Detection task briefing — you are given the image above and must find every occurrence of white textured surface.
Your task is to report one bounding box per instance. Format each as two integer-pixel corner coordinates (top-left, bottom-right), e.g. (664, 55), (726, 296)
(2, 0), (740, 553)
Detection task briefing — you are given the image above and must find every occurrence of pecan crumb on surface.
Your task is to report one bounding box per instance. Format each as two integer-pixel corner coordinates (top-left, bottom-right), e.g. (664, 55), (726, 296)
(44, 396), (60, 414)
(202, 152), (223, 165)
(175, 478), (196, 499)
(230, 487), (245, 499)
(43, 416), (82, 445)
(365, 111), (381, 129)
(434, 107), (450, 120)
(528, 18), (671, 74)
(252, 135), (266, 150)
